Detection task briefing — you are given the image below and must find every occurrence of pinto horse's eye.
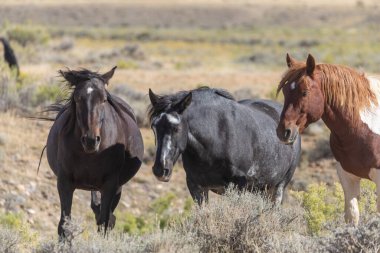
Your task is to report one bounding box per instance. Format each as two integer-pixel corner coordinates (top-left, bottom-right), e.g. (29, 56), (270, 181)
(302, 91), (308, 97)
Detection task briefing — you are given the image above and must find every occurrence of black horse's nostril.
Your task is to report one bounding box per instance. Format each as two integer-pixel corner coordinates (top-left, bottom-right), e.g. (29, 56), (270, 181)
(81, 136), (86, 144)
(284, 129), (291, 139)
(96, 136), (101, 143)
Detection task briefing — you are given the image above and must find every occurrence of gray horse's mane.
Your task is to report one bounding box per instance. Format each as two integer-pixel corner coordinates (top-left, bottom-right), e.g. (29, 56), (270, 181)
(148, 86), (235, 124)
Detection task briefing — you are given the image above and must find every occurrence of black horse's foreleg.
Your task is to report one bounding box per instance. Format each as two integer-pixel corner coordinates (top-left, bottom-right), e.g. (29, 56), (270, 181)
(57, 176), (74, 239)
(108, 187), (122, 230)
(186, 177), (208, 205)
(99, 177), (118, 235)
(91, 191), (101, 224)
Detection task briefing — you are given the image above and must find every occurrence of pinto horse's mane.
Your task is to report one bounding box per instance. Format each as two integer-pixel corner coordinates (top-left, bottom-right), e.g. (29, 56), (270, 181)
(147, 87), (235, 124)
(278, 63), (377, 121)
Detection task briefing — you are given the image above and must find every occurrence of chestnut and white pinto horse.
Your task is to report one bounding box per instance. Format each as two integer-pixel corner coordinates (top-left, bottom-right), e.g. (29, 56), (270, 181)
(277, 53), (380, 225)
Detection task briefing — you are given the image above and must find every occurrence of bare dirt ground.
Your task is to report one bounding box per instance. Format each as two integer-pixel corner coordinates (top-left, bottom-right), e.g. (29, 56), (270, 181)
(0, 0), (375, 239)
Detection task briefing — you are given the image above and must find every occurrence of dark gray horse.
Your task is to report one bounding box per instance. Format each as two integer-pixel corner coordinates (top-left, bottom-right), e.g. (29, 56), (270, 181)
(148, 87), (301, 205)
(45, 67), (143, 238)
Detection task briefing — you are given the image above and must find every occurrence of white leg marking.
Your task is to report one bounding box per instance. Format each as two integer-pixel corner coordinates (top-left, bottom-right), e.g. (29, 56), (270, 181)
(87, 87), (94, 94)
(360, 76), (380, 135)
(369, 168), (380, 212)
(337, 165), (360, 226)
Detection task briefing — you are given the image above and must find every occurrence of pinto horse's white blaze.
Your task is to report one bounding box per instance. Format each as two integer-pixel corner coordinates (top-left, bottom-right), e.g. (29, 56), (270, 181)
(87, 87), (94, 94)
(290, 81), (296, 90)
(359, 77), (380, 135)
(337, 165), (360, 226)
(369, 168), (380, 212)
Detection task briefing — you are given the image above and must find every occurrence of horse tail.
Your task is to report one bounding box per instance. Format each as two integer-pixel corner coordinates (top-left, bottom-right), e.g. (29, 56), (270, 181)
(37, 145), (47, 175)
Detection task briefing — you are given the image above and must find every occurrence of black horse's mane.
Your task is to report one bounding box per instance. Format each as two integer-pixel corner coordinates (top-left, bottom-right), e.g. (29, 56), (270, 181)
(42, 69), (136, 132)
(148, 87), (235, 124)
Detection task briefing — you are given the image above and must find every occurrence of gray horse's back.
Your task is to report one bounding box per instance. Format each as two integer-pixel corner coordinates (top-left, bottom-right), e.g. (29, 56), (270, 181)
(239, 99), (282, 123)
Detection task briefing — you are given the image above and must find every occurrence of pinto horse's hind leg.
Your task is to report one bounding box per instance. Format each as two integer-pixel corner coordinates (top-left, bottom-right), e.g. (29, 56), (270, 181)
(337, 166), (361, 226)
(57, 176), (74, 239)
(369, 168), (380, 213)
(186, 177), (208, 205)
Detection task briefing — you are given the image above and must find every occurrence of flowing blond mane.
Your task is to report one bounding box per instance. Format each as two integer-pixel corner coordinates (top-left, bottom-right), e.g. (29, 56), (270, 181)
(278, 63), (377, 121)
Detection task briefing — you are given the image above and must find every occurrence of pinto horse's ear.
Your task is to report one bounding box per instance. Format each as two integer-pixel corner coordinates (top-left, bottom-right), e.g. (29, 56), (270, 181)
(286, 53), (298, 68)
(149, 88), (159, 107)
(102, 66), (117, 85)
(173, 92), (192, 114)
(306, 54), (316, 76)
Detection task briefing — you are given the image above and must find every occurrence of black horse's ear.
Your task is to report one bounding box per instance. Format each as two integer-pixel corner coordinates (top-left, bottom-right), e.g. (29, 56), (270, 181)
(306, 54), (315, 76)
(102, 66), (117, 84)
(173, 92), (192, 114)
(59, 69), (78, 86)
(149, 88), (159, 107)
(286, 53), (297, 68)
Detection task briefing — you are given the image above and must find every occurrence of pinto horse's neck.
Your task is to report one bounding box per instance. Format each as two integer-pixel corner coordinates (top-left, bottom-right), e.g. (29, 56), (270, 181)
(320, 78), (380, 179)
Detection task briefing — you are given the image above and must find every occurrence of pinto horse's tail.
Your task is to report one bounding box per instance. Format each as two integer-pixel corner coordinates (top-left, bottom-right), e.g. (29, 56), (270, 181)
(37, 145), (47, 175)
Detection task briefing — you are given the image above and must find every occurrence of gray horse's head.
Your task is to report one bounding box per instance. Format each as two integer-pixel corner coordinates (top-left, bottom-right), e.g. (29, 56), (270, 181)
(148, 89), (192, 182)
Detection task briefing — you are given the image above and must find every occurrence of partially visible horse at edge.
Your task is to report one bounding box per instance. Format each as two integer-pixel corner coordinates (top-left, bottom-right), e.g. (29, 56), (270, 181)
(148, 87), (301, 205)
(44, 67), (143, 238)
(277, 53), (380, 225)
(0, 37), (19, 76)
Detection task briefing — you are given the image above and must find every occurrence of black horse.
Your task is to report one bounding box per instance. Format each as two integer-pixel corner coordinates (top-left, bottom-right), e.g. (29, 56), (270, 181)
(0, 37), (19, 76)
(148, 87), (301, 205)
(45, 67), (143, 238)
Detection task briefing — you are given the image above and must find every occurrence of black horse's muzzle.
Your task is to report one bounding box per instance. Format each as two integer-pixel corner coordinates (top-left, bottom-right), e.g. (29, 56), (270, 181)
(81, 135), (101, 153)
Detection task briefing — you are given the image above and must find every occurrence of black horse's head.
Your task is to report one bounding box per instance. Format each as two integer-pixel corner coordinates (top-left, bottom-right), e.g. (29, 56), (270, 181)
(148, 89), (192, 182)
(60, 67), (116, 153)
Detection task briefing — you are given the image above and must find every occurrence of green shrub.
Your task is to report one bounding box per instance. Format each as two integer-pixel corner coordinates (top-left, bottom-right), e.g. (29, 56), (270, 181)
(117, 59), (138, 69)
(293, 180), (377, 235)
(32, 84), (61, 106)
(0, 211), (37, 248)
(118, 212), (152, 235)
(7, 25), (50, 46)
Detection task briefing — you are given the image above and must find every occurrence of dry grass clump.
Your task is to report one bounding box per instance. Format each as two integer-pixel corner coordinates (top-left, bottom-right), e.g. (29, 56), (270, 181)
(321, 214), (380, 253)
(9, 188), (380, 252)
(180, 188), (315, 253)
(0, 227), (21, 253)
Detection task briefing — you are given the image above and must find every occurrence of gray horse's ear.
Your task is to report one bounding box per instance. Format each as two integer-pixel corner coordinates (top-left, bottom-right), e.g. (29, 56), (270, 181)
(306, 54), (315, 76)
(174, 92), (192, 114)
(286, 53), (297, 68)
(149, 88), (159, 107)
(102, 66), (117, 84)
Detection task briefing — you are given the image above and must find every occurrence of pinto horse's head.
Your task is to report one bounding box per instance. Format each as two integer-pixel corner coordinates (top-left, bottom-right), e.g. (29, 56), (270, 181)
(148, 89), (192, 182)
(60, 67), (117, 153)
(276, 54), (324, 144)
